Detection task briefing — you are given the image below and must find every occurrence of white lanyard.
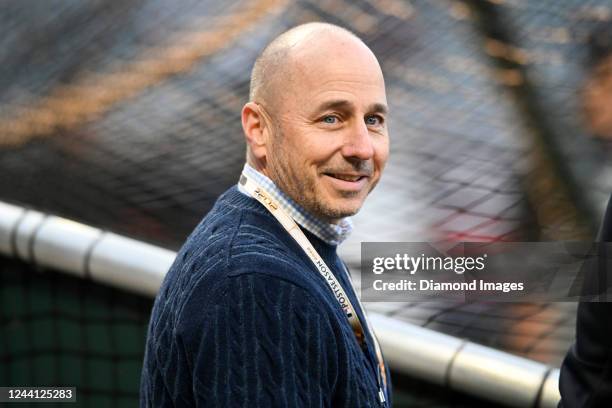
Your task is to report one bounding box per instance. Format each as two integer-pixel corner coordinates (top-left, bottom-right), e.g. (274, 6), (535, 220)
(239, 172), (388, 405)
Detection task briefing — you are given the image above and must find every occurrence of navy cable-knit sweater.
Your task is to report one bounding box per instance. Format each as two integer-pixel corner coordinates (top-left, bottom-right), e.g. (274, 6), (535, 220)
(140, 186), (392, 407)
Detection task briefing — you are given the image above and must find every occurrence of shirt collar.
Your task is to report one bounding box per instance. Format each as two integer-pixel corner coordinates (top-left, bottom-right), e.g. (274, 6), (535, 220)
(237, 163), (353, 246)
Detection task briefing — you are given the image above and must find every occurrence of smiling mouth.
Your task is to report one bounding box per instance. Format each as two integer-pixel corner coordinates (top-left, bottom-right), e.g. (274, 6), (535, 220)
(325, 173), (368, 182)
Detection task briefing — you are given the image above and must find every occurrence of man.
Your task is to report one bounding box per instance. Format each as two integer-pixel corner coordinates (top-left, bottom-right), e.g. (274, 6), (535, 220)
(559, 24), (612, 408)
(140, 22), (392, 407)
(559, 194), (612, 407)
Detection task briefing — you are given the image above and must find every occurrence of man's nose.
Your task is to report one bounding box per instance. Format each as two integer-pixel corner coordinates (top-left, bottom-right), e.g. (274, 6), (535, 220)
(341, 119), (374, 160)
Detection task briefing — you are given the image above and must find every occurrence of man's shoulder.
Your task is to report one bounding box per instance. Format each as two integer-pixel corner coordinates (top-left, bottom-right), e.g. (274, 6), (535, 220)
(159, 187), (317, 311)
(175, 216), (314, 299)
(178, 191), (304, 276)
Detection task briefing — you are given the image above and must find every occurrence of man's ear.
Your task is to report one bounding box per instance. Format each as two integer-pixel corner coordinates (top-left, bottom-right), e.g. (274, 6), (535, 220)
(241, 102), (270, 164)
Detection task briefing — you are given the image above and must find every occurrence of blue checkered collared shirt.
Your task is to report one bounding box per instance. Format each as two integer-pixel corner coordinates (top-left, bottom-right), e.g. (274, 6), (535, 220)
(237, 163), (353, 246)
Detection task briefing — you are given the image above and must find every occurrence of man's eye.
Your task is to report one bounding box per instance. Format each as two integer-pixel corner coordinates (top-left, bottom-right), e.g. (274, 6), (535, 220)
(365, 115), (383, 126)
(322, 115), (338, 124)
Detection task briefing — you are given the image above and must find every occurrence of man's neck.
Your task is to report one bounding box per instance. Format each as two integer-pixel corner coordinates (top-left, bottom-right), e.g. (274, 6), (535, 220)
(237, 162), (352, 246)
(246, 161), (339, 224)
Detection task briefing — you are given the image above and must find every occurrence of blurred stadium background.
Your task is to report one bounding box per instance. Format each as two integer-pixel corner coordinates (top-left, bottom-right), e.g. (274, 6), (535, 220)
(2, 0), (612, 406)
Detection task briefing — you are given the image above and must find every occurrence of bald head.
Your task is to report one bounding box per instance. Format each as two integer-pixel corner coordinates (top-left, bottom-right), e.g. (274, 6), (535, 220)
(248, 23), (379, 109)
(241, 23), (389, 222)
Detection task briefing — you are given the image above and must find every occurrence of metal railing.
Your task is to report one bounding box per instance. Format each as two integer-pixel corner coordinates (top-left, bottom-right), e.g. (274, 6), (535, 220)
(0, 200), (562, 407)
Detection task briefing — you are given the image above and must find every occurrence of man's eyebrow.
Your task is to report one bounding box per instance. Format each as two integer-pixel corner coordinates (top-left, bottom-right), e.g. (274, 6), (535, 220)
(313, 100), (389, 115)
(314, 99), (354, 113)
(369, 103), (389, 115)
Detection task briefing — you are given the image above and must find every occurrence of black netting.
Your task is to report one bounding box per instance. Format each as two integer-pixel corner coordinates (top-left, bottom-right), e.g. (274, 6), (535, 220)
(2, 0), (612, 406)
(0, 256), (152, 407)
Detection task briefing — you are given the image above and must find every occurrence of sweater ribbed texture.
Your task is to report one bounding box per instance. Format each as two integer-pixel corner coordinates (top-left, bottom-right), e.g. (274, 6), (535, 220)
(140, 186), (391, 407)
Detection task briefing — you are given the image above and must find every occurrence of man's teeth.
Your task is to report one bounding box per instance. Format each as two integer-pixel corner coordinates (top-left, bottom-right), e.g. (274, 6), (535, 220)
(332, 174), (361, 182)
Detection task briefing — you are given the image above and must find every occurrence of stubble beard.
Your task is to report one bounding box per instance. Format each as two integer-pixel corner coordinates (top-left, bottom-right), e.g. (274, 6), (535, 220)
(268, 133), (360, 223)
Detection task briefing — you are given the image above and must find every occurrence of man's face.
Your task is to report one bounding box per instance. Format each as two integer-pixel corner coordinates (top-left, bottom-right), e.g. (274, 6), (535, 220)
(264, 41), (389, 223)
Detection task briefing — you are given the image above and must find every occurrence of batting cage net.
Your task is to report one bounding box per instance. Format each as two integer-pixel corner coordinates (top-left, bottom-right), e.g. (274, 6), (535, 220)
(2, 0), (612, 406)
(1, 257), (152, 407)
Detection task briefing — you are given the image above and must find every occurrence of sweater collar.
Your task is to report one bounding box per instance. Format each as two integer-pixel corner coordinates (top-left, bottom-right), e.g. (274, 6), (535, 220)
(237, 163), (353, 246)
